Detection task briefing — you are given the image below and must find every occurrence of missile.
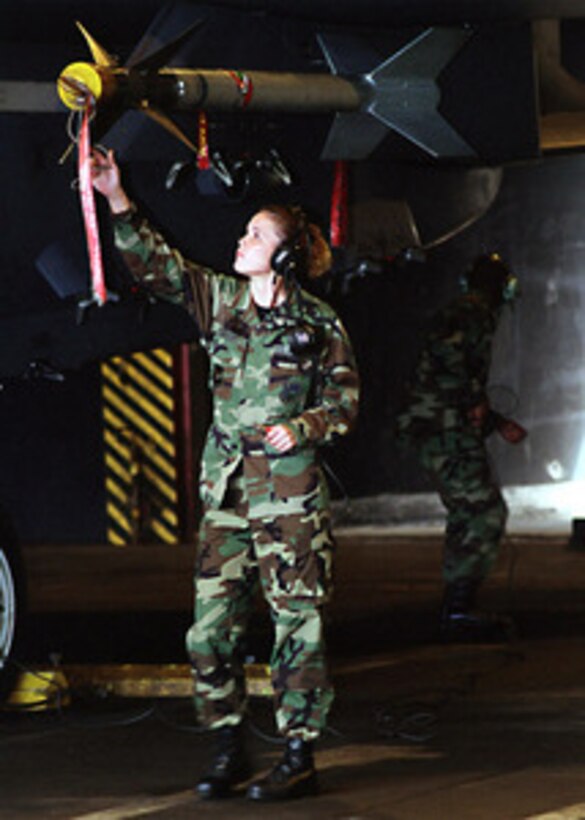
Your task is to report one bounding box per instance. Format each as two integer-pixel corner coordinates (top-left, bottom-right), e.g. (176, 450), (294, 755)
(56, 22), (475, 160)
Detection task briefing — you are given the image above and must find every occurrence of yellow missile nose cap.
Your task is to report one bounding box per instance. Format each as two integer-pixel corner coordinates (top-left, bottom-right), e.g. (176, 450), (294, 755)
(57, 61), (103, 110)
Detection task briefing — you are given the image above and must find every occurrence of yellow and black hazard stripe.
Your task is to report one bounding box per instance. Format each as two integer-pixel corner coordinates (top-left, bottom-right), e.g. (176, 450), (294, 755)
(101, 348), (179, 545)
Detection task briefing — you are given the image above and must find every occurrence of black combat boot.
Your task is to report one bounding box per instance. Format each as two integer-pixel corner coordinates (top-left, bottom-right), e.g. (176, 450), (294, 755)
(195, 724), (252, 800)
(439, 578), (514, 643)
(246, 737), (319, 801)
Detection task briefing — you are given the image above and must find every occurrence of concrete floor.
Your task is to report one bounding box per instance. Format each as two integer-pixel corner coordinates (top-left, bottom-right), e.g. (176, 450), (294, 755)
(5, 520), (585, 819)
(3, 613), (585, 819)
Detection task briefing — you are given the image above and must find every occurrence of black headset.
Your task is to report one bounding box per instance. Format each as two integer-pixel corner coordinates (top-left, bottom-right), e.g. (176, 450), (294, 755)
(270, 203), (312, 283)
(460, 253), (520, 304)
(270, 236), (306, 281)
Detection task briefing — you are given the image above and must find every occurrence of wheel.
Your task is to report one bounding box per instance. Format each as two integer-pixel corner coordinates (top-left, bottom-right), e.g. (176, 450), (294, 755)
(0, 540), (24, 701)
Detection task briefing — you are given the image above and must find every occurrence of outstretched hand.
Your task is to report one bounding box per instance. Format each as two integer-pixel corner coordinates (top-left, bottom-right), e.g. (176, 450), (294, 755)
(90, 148), (131, 213)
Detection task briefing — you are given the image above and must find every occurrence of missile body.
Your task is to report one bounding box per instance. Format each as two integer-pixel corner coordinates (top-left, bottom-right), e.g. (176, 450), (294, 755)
(58, 63), (363, 114)
(167, 68), (362, 112)
(56, 25), (475, 160)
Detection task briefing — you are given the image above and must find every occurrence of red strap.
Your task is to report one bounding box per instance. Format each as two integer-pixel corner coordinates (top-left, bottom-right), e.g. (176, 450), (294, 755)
(330, 160), (348, 248)
(197, 110), (210, 170)
(227, 70), (254, 108)
(78, 103), (107, 305)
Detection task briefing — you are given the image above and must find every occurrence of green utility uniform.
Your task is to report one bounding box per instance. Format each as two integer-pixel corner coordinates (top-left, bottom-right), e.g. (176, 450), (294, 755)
(112, 207), (360, 740)
(396, 291), (508, 585)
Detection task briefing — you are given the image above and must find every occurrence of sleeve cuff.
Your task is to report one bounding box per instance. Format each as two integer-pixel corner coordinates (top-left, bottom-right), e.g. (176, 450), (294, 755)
(285, 420), (310, 449)
(110, 202), (138, 222)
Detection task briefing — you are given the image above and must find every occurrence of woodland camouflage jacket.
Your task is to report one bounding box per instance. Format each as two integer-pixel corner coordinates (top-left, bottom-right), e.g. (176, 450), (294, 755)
(397, 292), (499, 438)
(112, 207), (360, 513)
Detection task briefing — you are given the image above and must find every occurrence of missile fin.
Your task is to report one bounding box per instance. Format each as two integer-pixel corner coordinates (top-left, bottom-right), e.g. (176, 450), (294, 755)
(321, 111), (388, 160)
(127, 21), (204, 71)
(317, 32), (381, 76)
(370, 102), (474, 159)
(320, 27), (475, 159)
(76, 21), (118, 67)
(366, 27), (476, 158)
(142, 106), (198, 153)
(369, 26), (472, 81)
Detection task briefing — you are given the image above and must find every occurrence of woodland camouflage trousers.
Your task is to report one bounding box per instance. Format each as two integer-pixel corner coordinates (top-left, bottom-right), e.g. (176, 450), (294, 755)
(185, 473), (334, 741)
(417, 430), (508, 584)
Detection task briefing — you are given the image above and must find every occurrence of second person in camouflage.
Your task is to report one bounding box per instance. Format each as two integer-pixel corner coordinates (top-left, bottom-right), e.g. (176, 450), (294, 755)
(91, 149), (360, 801)
(396, 254), (524, 642)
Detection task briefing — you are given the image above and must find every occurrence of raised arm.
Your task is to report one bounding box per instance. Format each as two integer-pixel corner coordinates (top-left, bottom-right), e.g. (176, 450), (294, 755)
(91, 149), (215, 333)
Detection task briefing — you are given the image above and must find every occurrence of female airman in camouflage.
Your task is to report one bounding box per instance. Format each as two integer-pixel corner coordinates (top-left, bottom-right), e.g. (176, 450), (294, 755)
(91, 150), (359, 801)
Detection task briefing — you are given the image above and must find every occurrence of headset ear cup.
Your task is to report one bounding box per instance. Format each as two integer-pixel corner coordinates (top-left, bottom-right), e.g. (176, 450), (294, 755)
(271, 243), (292, 277)
(502, 275), (520, 302)
(271, 240), (303, 280)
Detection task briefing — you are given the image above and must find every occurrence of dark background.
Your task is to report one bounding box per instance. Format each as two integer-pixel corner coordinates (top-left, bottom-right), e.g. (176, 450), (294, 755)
(2, 1), (585, 544)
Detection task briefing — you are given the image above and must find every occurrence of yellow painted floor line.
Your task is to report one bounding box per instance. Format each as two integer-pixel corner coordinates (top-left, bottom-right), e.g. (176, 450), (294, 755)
(5, 663), (274, 707)
(64, 663), (193, 698)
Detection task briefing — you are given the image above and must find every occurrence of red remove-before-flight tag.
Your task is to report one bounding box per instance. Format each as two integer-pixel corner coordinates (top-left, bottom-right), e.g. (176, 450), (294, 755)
(78, 103), (107, 305)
